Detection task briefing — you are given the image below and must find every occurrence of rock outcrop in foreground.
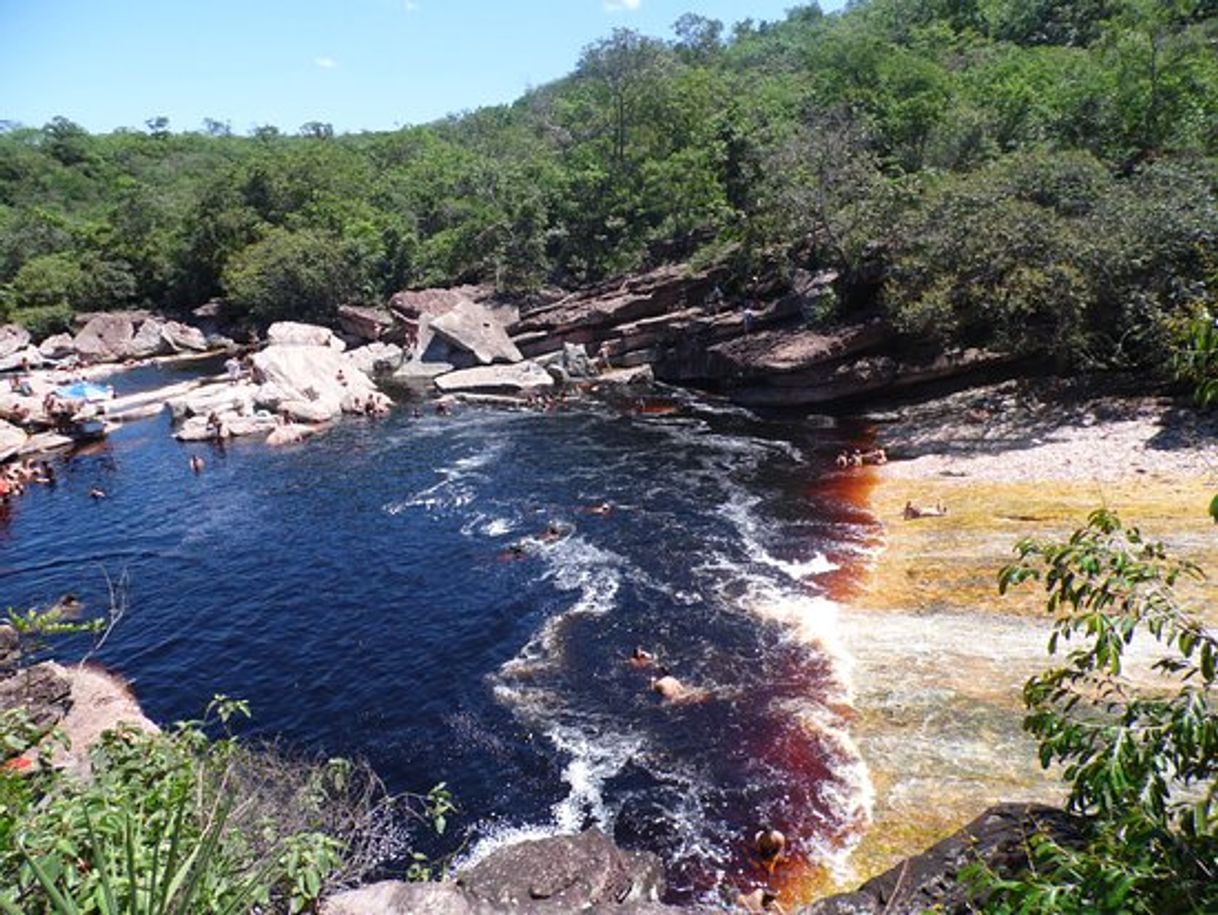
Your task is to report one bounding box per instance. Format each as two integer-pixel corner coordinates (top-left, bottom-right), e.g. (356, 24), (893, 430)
(321, 804), (1080, 914)
(323, 829), (676, 915)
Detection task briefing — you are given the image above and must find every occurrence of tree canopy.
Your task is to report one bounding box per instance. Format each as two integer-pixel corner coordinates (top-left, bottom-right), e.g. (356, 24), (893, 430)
(1, 0), (1216, 372)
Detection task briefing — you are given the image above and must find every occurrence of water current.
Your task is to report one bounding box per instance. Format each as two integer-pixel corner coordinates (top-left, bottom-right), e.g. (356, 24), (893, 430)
(1, 363), (878, 905)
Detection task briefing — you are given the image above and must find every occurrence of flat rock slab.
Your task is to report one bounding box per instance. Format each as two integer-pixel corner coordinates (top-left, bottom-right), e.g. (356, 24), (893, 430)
(707, 321), (889, 378)
(434, 362), (554, 396)
(458, 828), (665, 910)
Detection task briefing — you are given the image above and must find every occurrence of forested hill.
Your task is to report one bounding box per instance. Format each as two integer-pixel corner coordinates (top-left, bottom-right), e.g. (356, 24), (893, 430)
(2, 0), (1217, 373)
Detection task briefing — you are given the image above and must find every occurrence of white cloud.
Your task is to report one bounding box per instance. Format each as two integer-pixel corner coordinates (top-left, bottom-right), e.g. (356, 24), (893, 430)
(314, 57), (338, 69)
(604, 0), (640, 11)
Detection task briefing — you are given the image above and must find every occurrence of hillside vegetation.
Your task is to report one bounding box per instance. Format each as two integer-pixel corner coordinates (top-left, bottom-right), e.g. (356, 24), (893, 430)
(2, 0), (1216, 371)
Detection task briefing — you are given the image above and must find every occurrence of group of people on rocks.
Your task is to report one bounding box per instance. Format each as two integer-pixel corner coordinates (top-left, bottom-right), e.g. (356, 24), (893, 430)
(0, 458), (56, 503)
(834, 447), (886, 469)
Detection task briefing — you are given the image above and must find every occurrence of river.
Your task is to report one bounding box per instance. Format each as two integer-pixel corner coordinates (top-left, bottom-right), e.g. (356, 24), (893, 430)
(1, 364), (878, 905)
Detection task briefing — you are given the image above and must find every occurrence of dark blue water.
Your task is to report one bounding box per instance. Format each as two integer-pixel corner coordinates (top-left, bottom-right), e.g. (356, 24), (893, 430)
(1, 367), (877, 903)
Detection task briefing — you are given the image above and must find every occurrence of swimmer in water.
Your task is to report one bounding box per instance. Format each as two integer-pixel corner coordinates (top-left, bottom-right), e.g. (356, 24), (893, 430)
(189, 455), (204, 474)
(754, 828), (787, 874)
(627, 646), (656, 669)
(587, 501), (613, 516)
(650, 668), (707, 704)
(500, 542), (529, 561)
(539, 521), (566, 544)
(89, 486), (106, 500)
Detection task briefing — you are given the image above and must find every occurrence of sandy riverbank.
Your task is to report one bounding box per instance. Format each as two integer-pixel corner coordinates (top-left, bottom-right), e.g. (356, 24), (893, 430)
(809, 380), (1218, 897)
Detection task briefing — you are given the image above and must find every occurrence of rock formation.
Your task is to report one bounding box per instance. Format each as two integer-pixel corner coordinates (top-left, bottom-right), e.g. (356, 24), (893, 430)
(323, 829), (675, 915)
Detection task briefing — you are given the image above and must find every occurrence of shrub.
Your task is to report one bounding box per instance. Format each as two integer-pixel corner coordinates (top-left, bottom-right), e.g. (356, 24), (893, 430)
(979, 509), (1218, 913)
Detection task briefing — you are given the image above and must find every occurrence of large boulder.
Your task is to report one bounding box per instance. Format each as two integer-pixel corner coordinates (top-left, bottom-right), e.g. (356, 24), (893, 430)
(161, 320), (209, 353)
(0, 419), (28, 461)
(39, 333), (77, 360)
(429, 299), (522, 366)
(73, 313), (136, 362)
(0, 661), (73, 732)
(266, 322), (347, 351)
(338, 304), (395, 343)
(345, 342), (404, 376)
(0, 325), (31, 360)
(0, 625), (18, 678)
(129, 318), (170, 358)
(251, 344), (378, 420)
(434, 362), (554, 396)
(459, 828), (666, 911)
(0, 345), (45, 372)
(388, 288), (468, 322)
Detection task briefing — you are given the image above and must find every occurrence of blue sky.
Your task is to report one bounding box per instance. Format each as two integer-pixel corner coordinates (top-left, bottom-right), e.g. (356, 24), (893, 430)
(2, 1), (844, 136)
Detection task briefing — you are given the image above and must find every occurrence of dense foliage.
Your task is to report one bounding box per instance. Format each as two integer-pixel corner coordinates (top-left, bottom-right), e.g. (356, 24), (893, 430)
(2, 0), (1217, 370)
(983, 509), (1217, 913)
(0, 696), (455, 914)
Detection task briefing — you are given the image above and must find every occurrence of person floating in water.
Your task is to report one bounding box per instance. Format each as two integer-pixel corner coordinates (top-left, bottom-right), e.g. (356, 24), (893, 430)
(89, 486), (106, 500)
(189, 455), (205, 474)
(587, 501), (613, 516)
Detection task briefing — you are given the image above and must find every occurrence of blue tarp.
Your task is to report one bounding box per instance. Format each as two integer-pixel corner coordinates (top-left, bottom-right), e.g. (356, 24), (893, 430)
(55, 381), (113, 403)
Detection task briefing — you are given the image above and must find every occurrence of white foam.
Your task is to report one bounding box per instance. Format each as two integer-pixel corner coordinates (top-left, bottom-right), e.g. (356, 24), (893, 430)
(548, 724), (643, 833)
(718, 491), (837, 583)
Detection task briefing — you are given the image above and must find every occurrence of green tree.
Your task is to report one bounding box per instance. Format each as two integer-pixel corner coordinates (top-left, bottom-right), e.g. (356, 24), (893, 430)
(222, 227), (360, 324)
(984, 509), (1218, 913)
